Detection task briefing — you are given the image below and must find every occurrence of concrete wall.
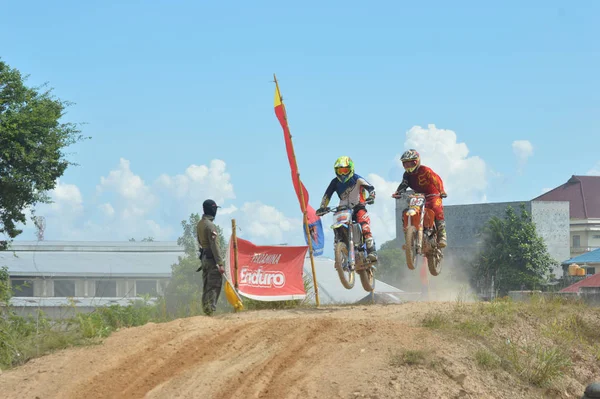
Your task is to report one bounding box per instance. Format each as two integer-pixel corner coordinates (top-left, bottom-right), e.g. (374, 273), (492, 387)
(395, 199), (570, 277)
(530, 201), (570, 270)
(444, 201), (530, 250)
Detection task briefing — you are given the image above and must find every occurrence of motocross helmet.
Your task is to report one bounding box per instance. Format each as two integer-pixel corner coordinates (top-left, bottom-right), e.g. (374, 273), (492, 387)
(334, 156), (354, 183)
(400, 149), (421, 174)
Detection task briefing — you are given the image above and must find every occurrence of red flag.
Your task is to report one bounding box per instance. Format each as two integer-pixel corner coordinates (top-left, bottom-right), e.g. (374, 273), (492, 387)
(274, 82), (319, 224)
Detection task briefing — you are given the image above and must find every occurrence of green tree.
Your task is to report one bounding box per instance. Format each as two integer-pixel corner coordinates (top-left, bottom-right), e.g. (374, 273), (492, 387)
(0, 266), (11, 306)
(128, 237), (155, 242)
(472, 204), (557, 296)
(163, 213), (228, 316)
(0, 59), (88, 247)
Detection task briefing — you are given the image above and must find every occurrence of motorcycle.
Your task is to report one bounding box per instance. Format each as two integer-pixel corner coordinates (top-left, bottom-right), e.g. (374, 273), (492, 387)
(392, 191), (443, 276)
(317, 204), (376, 292)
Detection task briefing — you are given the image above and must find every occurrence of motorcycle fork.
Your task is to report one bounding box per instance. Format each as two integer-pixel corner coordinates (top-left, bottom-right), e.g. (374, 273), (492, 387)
(416, 204), (425, 254)
(348, 223), (356, 270)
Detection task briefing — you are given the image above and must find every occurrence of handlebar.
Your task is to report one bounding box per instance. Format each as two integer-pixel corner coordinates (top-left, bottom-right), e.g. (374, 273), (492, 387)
(316, 200), (373, 216)
(316, 206), (346, 216)
(392, 192), (444, 199)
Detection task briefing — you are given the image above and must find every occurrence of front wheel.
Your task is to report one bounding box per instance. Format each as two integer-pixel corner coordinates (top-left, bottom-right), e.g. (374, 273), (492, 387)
(404, 225), (418, 270)
(335, 241), (355, 289)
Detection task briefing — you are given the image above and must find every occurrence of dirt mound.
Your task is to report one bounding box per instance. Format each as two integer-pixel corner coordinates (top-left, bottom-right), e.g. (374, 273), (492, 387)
(0, 302), (596, 399)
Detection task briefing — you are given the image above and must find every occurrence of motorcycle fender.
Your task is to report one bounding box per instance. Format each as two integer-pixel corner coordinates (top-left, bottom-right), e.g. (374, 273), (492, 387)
(403, 209), (421, 229)
(331, 222), (349, 229)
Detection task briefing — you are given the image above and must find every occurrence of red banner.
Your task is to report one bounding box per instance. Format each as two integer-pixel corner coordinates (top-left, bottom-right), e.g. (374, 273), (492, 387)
(227, 237), (308, 301)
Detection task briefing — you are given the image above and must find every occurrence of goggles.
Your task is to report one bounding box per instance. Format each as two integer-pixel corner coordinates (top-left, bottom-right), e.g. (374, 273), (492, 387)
(402, 160), (418, 169)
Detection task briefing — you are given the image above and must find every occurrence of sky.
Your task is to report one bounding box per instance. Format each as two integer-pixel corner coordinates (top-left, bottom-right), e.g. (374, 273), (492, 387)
(1, 0), (599, 257)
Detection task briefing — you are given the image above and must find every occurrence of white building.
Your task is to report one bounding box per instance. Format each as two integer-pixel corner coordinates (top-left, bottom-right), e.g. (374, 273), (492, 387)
(1, 240), (404, 318)
(533, 175), (600, 258)
(1, 241), (183, 318)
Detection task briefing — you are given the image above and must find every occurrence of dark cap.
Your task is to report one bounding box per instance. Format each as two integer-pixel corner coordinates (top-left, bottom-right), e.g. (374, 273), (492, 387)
(203, 199), (220, 217)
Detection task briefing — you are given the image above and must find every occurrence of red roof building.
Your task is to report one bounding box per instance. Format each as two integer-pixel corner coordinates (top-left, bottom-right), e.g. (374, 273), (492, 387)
(534, 175), (600, 259)
(560, 273), (600, 293)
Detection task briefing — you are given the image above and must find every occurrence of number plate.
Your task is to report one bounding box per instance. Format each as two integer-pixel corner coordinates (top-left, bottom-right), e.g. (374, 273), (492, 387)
(409, 197), (424, 206)
(333, 209), (352, 224)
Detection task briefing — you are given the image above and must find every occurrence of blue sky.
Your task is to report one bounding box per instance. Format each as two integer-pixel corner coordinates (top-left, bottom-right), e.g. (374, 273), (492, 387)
(2, 0), (599, 251)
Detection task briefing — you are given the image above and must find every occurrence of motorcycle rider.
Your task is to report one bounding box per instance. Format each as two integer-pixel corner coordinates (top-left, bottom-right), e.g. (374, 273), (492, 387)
(316, 156), (378, 262)
(392, 149), (448, 248)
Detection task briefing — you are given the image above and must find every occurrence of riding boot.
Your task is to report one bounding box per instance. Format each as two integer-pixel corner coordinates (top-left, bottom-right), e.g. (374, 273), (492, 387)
(436, 220), (447, 248)
(365, 237), (378, 262)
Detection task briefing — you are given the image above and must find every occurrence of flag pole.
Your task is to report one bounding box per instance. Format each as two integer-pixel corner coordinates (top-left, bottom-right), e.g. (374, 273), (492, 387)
(273, 73), (320, 307)
(232, 218), (239, 290)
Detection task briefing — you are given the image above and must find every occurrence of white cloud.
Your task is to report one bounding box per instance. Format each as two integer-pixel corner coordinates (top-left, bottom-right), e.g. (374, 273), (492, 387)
(98, 203), (115, 218)
(512, 140), (534, 167)
(17, 158), (303, 246)
(587, 162), (600, 176)
(540, 187), (552, 195)
(155, 160), (235, 203)
(26, 179), (83, 231)
(399, 124), (488, 205)
(47, 179), (84, 216)
(229, 202), (301, 245)
(96, 158), (157, 218)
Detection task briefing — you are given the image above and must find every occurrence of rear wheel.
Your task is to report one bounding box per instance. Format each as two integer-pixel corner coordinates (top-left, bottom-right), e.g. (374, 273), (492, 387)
(426, 250), (443, 276)
(335, 241), (355, 289)
(404, 226), (418, 270)
(358, 268), (375, 292)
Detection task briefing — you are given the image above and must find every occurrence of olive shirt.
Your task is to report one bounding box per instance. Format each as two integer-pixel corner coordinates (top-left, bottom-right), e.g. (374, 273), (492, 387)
(196, 214), (224, 265)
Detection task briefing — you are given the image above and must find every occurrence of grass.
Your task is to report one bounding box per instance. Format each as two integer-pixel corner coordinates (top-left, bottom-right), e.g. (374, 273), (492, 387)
(390, 349), (428, 366)
(498, 343), (572, 387)
(474, 349), (500, 370)
(421, 294), (600, 389)
(592, 344), (600, 362)
(456, 319), (492, 337)
(422, 312), (449, 329)
(0, 298), (163, 369)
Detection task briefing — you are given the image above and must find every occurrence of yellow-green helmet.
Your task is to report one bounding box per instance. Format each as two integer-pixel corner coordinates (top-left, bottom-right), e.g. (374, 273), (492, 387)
(334, 156), (354, 183)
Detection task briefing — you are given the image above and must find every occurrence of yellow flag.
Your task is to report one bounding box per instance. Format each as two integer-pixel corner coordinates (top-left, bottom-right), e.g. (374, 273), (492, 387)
(224, 275), (244, 311)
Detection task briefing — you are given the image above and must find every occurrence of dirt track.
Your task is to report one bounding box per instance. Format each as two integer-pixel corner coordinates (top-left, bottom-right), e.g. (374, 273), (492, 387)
(0, 302), (567, 399)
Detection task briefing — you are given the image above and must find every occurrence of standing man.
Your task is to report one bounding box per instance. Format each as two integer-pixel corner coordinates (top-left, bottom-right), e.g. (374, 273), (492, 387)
(196, 199), (225, 316)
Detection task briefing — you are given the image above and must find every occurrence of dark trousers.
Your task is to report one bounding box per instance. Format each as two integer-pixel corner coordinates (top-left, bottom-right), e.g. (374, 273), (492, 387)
(201, 259), (223, 315)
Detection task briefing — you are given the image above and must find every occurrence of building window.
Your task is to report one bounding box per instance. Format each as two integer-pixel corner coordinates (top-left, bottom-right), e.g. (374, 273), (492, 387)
(54, 280), (75, 297)
(95, 280), (117, 297)
(11, 279), (34, 297)
(586, 267), (596, 275)
(593, 235), (600, 240)
(136, 280), (158, 297)
(572, 235), (581, 248)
